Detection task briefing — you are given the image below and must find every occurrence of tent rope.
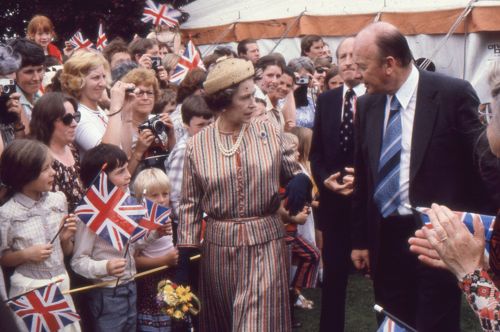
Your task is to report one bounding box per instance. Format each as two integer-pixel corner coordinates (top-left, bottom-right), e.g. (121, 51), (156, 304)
(418, 0), (477, 71)
(269, 10), (306, 54)
(201, 22), (237, 57)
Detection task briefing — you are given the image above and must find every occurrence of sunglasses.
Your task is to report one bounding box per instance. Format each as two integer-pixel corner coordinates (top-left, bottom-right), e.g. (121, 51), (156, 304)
(61, 111), (81, 125)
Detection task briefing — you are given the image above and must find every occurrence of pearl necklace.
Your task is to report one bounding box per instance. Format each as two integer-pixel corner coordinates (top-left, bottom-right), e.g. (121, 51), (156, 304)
(214, 119), (247, 157)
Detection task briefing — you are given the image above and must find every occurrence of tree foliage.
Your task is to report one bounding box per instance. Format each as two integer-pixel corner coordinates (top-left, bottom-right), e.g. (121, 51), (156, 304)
(0, 0), (195, 46)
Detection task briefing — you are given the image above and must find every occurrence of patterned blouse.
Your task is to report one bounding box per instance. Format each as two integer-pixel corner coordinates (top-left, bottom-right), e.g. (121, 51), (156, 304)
(177, 120), (301, 248)
(460, 268), (500, 331)
(51, 145), (85, 213)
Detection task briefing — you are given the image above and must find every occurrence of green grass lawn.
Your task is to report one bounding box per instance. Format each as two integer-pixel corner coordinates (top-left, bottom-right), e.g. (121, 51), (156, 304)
(295, 274), (482, 331)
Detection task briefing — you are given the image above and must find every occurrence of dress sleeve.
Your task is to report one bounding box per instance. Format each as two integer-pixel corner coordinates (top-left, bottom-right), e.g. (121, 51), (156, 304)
(459, 268), (500, 331)
(177, 141), (204, 247)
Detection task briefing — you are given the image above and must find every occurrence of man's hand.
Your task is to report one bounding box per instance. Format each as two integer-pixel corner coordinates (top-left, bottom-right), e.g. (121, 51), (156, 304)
(351, 249), (370, 276)
(324, 167), (355, 196)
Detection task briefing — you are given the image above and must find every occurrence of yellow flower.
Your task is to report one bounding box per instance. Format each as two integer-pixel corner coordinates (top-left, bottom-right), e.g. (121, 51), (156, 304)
(181, 304), (189, 313)
(166, 308), (174, 316)
(173, 310), (184, 320)
(166, 294), (179, 306)
(176, 286), (193, 302)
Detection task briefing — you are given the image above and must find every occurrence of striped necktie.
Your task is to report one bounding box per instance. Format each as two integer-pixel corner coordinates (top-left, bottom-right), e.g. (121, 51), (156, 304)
(373, 96), (402, 217)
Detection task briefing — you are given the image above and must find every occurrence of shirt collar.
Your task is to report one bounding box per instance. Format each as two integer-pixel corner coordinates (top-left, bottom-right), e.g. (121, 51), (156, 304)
(13, 192), (49, 209)
(393, 64), (419, 110)
(16, 86), (41, 107)
(342, 83), (366, 97)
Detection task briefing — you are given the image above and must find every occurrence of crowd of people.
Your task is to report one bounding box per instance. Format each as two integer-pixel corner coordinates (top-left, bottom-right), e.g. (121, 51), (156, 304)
(0, 12), (498, 332)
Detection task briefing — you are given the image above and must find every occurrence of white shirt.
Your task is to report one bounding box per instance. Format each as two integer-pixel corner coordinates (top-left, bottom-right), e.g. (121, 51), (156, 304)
(341, 83), (366, 121)
(383, 64), (420, 215)
(75, 104), (108, 153)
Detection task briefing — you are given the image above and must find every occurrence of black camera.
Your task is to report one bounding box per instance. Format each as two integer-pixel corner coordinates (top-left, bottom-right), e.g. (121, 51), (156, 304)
(0, 79), (19, 124)
(151, 56), (162, 71)
(138, 115), (169, 147)
(295, 76), (309, 86)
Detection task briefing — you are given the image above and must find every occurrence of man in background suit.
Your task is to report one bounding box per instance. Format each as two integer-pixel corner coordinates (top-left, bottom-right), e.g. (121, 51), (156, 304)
(351, 22), (494, 331)
(310, 37), (364, 332)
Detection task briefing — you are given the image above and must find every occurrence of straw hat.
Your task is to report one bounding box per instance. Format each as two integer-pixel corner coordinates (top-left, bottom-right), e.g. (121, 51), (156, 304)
(203, 57), (254, 95)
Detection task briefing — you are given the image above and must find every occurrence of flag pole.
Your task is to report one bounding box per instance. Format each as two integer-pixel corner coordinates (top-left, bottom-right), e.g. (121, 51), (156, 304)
(113, 241), (131, 295)
(374, 304), (417, 332)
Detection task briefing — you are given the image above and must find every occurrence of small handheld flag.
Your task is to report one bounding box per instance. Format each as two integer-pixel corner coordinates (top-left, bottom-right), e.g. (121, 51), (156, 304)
(96, 23), (108, 51)
(374, 305), (415, 332)
(131, 198), (171, 242)
(169, 40), (205, 85)
(74, 171), (146, 251)
(141, 0), (182, 27)
(7, 282), (80, 332)
(68, 31), (94, 51)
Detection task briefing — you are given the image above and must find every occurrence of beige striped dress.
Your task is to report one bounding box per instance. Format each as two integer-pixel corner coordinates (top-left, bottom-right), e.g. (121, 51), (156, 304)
(178, 119), (300, 332)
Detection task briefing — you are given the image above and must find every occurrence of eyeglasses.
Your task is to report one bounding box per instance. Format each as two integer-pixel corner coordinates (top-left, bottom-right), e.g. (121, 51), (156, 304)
(135, 90), (155, 98)
(478, 103), (494, 125)
(61, 111), (81, 125)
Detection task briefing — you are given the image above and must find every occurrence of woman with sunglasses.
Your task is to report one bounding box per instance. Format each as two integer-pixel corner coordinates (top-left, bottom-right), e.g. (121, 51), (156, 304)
(30, 92), (84, 212)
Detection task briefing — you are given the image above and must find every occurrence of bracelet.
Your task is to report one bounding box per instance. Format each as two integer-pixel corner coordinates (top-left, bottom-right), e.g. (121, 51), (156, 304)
(108, 107), (122, 117)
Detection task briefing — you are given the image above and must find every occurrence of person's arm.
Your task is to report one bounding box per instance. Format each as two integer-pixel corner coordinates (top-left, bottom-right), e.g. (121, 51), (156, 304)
(0, 245), (53, 267)
(127, 129), (154, 175)
(70, 221), (109, 279)
(459, 269), (500, 331)
(59, 214), (77, 256)
(101, 81), (135, 147)
(309, 93), (330, 188)
(134, 247), (178, 270)
(281, 91), (296, 132)
(166, 142), (186, 221)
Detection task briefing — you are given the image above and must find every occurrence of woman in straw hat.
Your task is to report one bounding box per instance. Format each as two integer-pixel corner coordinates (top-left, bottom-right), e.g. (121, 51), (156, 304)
(176, 57), (312, 331)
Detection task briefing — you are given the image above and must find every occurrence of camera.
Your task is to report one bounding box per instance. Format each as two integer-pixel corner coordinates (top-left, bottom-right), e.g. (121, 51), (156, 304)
(151, 56), (162, 71)
(138, 115), (170, 169)
(295, 76), (309, 86)
(0, 79), (16, 97)
(0, 79), (19, 124)
(138, 115), (169, 147)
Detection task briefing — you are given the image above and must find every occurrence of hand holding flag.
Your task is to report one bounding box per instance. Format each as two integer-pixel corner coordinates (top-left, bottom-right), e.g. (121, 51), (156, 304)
(74, 170), (146, 252)
(131, 198), (172, 243)
(169, 40), (205, 85)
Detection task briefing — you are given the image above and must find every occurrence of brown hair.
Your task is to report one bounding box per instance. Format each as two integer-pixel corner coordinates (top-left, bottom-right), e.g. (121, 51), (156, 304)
(181, 95), (213, 124)
(102, 37), (129, 64)
(121, 68), (160, 100)
(30, 92), (79, 144)
(0, 139), (49, 196)
(300, 35), (323, 56)
(177, 68), (207, 103)
(27, 15), (56, 39)
(290, 127), (313, 167)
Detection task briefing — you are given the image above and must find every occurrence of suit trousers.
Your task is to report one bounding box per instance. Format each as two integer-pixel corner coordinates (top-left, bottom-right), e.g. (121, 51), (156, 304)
(319, 222), (351, 332)
(373, 215), (461, 332)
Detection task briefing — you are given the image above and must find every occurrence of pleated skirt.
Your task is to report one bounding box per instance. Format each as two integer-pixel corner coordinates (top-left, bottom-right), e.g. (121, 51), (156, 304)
(199, 238), (291, 332)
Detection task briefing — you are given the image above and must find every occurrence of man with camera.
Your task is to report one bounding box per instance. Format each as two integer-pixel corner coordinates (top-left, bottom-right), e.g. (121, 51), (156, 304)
(0, 44), (29, 154)
(310, 36), (365, 332)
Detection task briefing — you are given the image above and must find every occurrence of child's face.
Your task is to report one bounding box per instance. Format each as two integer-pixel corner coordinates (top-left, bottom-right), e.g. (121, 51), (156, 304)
(162, 100), (177, 114)
(146, 189), (170, 207)
(186, 116), (213, 137)
(34, 30), (52, 49)
(23, 153), (55, 195)
(108, 163), (131, 191)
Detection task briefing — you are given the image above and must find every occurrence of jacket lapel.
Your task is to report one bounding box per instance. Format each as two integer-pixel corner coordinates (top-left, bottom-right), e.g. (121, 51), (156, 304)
(410, 71), (439, 182)
(366, 95), (387, 181)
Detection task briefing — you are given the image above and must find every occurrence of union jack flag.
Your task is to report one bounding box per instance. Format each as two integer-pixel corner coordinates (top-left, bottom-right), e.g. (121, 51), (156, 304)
(141, 0), (182, 27)
(74, 171), (146, 251)
(419, 208), (496, 252)
(68, 31), (94, 50)
(170, 40), (205, 85)
(95, 23), (108, 52)
(131, 198), (171, 242)
(7, 282), (80, 332)
(377, 317), (409, 332)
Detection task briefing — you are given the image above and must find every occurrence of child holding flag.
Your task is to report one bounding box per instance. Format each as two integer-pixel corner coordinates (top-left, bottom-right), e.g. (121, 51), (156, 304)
(134, 168), (178, 331)
(70, 143), (172, 332)
(0, 139), (80, 332)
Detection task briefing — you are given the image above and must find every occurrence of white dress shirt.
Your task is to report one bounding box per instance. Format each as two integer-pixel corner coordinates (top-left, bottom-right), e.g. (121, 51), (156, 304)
(383, 64), (420, 215)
